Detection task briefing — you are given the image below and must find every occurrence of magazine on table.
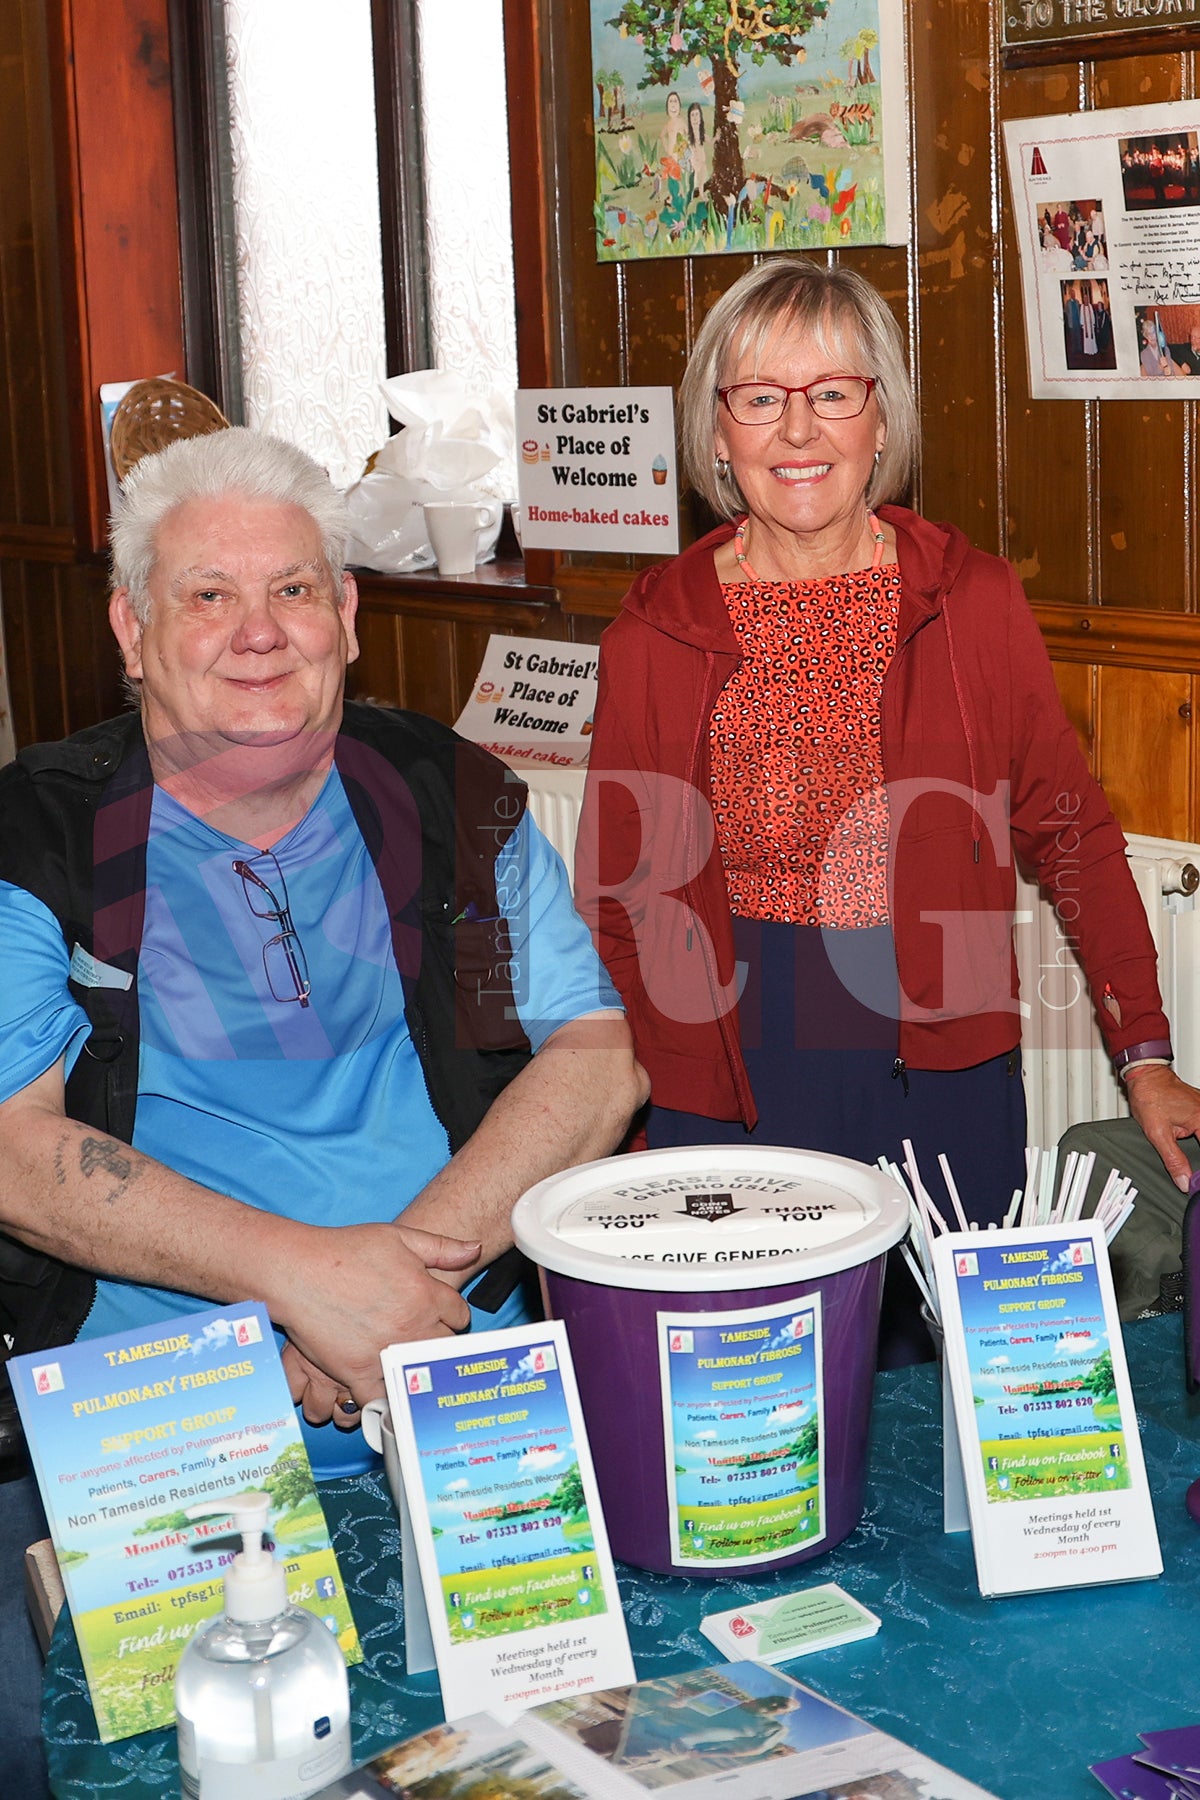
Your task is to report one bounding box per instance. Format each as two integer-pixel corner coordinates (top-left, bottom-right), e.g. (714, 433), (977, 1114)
(309, 1659), (999, 1800)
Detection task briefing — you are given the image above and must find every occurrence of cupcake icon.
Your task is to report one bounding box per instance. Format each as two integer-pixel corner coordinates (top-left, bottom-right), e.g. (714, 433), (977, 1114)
(651, 453), (668, 486)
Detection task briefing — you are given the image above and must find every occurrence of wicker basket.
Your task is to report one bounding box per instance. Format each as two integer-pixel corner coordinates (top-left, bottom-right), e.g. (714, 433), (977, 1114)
(109, 378), (230, 480)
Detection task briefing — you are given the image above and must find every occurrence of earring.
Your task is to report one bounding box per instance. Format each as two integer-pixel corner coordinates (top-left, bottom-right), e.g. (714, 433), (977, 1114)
(873, 449), (882, 466)
(714, 455), (730, 479)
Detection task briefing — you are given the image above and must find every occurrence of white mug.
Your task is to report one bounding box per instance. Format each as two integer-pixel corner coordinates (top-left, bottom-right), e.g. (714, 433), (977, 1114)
(361, 1398), (404, 1521)
(423, 499), (501, 576)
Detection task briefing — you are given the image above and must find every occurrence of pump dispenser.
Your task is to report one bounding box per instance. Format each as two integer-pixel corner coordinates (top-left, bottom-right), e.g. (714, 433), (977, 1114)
(174, 1489), (351, 1799)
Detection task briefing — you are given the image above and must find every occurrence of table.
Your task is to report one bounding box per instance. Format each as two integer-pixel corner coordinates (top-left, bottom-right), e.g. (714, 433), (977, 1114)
(44, 1313), (1200, 1800)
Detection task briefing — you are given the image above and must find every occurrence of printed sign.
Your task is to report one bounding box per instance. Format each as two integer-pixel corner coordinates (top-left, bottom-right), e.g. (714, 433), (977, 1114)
(382, 1321), (632, 1722)
(515, 387), (679, 555)
(1003, 2), (1200, 58)
(658, 1297), (824, 1568)
(1004, 99), (1200, 398)
(934, 1222), (1161, 1596)
(453, 634), (598, 767)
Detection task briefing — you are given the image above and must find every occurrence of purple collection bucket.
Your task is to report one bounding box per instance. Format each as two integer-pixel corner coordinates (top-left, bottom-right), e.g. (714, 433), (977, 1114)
(513, 1145), (909, 1578)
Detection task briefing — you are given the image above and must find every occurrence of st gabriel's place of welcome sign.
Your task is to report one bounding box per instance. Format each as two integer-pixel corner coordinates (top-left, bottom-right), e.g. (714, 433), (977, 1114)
(515, 386), (679, 555)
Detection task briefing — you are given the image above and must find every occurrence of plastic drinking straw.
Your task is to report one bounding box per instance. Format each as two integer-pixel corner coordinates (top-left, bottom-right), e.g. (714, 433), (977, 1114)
(900, 1240), (939, 1321)
(1104, 1198), (1136, 1245)
(1052, 1150), (1077, 1223)
(1063, 1150), (1095, 1224)
(902, 1139), (950, 1236)
(937, 1152), (971, 1234)
(1020, 1145), (1039, 1226)
(1002, 1186), (1023, 1229)
(1093, 1168), (1125, 1223)
(1036, 1145), (1058, 1225)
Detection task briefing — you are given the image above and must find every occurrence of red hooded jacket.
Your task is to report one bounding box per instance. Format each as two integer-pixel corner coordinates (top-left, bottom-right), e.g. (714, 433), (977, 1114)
(574, 506), (1168, 1126)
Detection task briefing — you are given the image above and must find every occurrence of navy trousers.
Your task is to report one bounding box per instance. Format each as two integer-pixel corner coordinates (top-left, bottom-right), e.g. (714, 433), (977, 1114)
(646, 919), (1028, 1364)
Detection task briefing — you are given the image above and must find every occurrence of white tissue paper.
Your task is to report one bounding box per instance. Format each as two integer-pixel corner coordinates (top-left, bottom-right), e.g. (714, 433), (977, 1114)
(344, 370), (514, 574)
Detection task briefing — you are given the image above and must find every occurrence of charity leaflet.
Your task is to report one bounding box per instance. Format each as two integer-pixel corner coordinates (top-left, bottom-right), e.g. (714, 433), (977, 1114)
(306, 1660), (1000, 1800)
(453, 633), (598, 766)
(9, 1301), (360, 1742)
(658, 1295), (824, 1569)
(932, 1221), (1161, 1597)
(1003, 100), (1200, 399)
(381, 1320), (633, 1722)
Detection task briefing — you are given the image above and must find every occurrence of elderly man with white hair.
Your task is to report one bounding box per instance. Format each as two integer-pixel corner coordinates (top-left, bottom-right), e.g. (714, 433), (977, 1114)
(0, 428), (647, 1795)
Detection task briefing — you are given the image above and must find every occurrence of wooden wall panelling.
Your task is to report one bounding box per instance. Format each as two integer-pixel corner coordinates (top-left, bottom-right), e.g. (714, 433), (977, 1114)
(504, 0), (559, 592)
(395, 612), (459, 720)
(348, 607), (406, 707)
(349, 579), (559, 719)
(1049, 656), (1095, 764)
(558, 1), (626, 390)
(1, 559), (120, 747)
(47, 0), (186, 554)
(908, 0), (1003, 544)
(0, 1), (74, 549)
(1096, 664), (1193, 839)
(997, 65), (1092, 600)
(1092, 53), (1190, 610)
(552, 1), (641, 610)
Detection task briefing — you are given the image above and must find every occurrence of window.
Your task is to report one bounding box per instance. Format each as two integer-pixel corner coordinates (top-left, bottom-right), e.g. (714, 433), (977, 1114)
(173, 0), (517, 494)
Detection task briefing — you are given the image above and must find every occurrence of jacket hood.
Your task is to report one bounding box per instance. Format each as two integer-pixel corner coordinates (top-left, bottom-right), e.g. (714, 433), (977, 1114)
(617, 506), (976, 651)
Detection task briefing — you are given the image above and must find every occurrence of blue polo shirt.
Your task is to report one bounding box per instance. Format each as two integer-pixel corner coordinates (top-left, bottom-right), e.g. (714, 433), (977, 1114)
(0, 769), (619, 1474)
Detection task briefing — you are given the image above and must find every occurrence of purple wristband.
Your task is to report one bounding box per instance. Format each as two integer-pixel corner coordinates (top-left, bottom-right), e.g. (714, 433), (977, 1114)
(1112, 1038), (1174, 1074)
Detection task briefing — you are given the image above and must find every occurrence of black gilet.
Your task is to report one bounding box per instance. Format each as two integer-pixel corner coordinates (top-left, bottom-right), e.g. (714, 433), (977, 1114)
(0, 700), (532, 1359)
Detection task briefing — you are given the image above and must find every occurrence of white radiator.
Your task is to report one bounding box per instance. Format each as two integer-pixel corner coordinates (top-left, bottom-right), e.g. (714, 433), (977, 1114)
(512, 764), (588, 872)
(1016, 833), (1200, 1147)
(514, 763), (1200, 1152)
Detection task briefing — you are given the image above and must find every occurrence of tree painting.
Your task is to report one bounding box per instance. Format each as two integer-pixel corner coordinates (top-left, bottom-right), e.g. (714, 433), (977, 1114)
(609, 1), (832, 213)
(592, 0), (896, 260)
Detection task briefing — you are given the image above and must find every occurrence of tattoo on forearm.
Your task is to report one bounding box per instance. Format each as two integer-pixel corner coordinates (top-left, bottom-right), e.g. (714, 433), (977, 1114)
(78, 1135), (139, 1205)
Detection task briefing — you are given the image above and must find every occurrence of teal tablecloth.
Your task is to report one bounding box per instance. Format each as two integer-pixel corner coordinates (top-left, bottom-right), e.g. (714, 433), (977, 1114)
(43, 1314), (1200, 1800)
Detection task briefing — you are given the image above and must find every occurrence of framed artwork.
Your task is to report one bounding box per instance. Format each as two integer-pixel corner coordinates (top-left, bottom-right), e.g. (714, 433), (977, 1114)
(589, 0), (908, 262)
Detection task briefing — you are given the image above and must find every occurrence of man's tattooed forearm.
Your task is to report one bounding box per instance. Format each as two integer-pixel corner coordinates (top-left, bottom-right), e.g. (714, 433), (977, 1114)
(78, 1135), (140, 1203)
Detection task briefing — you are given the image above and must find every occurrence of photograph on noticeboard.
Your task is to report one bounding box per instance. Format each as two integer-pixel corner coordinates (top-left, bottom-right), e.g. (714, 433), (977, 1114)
(588, 0), (909, 262)
(1004, 99), (1200, 399)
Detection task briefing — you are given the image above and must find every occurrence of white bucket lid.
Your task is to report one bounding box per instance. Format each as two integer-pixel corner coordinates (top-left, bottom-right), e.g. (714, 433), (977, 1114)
(513, 1144), (910, 1292)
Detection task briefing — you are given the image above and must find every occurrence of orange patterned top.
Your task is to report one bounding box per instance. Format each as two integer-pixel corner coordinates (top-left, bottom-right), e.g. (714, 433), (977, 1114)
(710, 563), (902, 926)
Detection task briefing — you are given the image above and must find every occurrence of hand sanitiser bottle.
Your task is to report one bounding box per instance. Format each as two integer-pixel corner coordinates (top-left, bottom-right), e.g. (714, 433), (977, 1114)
(174, 1489), (351, 1799)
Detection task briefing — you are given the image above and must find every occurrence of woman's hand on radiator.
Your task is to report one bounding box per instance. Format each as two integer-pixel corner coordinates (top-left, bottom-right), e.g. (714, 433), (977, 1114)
(1124, 1064), (1200, 1192)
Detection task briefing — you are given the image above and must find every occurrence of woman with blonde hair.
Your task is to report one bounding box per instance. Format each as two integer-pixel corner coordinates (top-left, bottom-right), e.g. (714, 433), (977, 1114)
(577, 257), (1200, 1357)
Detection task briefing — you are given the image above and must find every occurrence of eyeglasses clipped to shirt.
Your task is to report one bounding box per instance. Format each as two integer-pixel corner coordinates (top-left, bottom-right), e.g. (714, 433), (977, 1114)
(232, 852), (311, 1007)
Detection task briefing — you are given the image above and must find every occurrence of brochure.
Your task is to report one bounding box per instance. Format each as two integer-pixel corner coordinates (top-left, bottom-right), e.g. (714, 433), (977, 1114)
(932, 1221), (1161, 1597)
(308, 1660), (999, 1800)
(657, 1296), (824, 1569)
(381, 1320), (633, 1722)
(9, 1301), (360, 1742)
